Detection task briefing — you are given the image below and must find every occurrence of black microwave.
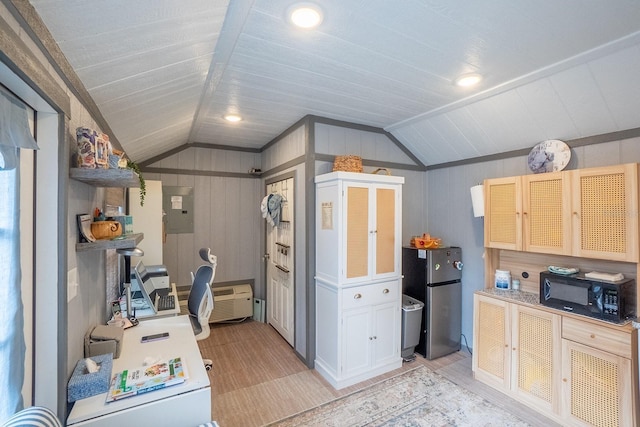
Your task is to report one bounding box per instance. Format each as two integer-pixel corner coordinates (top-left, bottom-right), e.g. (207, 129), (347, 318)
(539, 271), (634, 322)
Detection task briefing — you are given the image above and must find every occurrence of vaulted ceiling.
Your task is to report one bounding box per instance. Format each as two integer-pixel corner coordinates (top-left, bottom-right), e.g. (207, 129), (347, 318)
(28, 0), (640, 167)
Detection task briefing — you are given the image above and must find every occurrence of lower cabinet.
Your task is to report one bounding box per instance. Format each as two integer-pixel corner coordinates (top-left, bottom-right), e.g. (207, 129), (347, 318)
(473, 293), (637, 427)
(561, 318), (636, 427)
(315, 280), (402, 389)
(473, 294), (561, 415)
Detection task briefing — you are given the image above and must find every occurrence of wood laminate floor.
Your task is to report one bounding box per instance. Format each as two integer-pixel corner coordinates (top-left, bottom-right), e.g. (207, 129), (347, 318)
(197, 319), (560, 427)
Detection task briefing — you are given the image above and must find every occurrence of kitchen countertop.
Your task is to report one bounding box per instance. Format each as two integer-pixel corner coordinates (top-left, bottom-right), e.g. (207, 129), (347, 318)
(477, 288), (541, 305)
(476, 288), (635, 328)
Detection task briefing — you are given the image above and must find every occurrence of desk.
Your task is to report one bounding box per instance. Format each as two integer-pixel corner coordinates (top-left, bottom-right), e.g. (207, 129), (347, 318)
(67, 316), (211, 426)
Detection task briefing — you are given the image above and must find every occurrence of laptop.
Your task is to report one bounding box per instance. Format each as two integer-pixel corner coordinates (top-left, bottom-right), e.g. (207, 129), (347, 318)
(133, 262), (176, 313)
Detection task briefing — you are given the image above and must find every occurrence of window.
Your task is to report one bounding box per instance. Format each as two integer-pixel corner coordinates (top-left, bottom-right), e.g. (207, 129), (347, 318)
(0, 89), (36, 422)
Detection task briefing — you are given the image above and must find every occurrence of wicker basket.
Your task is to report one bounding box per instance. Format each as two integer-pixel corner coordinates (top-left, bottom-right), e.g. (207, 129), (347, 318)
(333, 155), (363, 173)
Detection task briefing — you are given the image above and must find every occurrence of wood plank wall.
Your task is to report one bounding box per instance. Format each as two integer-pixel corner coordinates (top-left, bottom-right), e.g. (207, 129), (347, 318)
(427, 138), (640, 347)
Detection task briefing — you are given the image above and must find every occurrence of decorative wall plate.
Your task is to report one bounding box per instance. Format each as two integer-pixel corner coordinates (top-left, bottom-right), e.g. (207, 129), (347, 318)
(527, 139), (571, 174)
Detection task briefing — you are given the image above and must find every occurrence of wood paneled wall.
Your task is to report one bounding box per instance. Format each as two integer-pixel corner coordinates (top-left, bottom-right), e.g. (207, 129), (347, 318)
(145, 147), (262, 291)
(427, 137), (640, 348)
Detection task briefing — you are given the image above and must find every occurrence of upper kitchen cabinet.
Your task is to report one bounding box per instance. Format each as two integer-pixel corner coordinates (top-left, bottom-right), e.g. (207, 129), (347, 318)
(571, 163), (639, 262)
(484, 176), (522, 251)
(485, 164), (639, 262)
(316, 171), (404, 285)
(522, 172), (572, 255)
(485, 172), (570, 255)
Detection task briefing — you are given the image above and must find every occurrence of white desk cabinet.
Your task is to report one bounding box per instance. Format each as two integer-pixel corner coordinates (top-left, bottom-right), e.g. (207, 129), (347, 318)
(315, 172), (403, 389)
(66, 316), (211, 427)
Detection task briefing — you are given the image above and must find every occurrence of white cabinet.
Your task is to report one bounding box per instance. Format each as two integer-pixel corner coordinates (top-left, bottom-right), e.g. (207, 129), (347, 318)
(315, 171), (404, 389)
(315, 171), (403, 285)
(316, 280), (401, 389)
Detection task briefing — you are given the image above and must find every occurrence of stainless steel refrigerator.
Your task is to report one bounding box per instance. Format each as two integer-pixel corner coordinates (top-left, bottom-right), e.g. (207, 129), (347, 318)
(402, 246), (463, 359)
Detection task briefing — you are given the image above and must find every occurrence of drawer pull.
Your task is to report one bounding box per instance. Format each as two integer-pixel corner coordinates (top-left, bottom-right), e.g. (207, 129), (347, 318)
(354, 293), (362, 299)
(383, 288), (389, 294)
(590, 334), (595, 339)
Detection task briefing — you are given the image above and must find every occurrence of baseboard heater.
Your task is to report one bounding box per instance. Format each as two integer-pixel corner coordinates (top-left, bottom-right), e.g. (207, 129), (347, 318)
(210, 284), (253, 323)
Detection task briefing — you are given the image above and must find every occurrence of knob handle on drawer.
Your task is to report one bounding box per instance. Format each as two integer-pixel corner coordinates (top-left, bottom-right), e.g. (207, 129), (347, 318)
(354, 293), (362, 299)
(383, 288), (389, 294)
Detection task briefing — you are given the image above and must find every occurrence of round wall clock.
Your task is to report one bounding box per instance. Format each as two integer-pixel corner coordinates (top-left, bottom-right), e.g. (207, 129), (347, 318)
(527, 139), (571, 174)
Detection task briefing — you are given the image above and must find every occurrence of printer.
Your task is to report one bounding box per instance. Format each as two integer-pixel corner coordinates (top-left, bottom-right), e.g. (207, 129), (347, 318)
(133, 260), (171, 296)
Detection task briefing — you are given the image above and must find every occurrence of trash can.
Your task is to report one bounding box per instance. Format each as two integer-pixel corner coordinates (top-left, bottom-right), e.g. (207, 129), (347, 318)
(401, 294), (424, 361)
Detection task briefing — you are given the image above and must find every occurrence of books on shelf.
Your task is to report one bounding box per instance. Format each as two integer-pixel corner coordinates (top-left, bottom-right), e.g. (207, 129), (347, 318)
(106, 357), (187, 402)
(77, 213), (96, 243)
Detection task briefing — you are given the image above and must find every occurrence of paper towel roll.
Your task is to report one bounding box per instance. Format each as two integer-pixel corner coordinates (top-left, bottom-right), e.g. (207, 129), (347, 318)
(470, 184), (484, 217)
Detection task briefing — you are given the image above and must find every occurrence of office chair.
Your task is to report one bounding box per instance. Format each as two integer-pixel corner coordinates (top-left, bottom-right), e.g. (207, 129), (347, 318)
(188, 248), (217, 370)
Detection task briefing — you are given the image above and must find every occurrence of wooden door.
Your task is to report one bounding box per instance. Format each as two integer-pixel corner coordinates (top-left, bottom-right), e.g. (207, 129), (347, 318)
(561, 339), (634, 427)
(522, 172), (571, 255)
(511, 305), (561, 415)
(374, 187), (397, 277)
(484, 177), (522, 250)
(472, 294), (511, 391)
(571, 163), (639, 262)
(345, 184), (370, 280)
(266, 177), (294, 346)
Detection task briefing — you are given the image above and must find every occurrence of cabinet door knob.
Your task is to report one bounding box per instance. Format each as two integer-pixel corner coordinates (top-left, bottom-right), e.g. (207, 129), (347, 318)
(563, 378), (567, 383)
(382, 288), (389, 294)
(590, 334), (595, 339)
(354, 293), (362, 299)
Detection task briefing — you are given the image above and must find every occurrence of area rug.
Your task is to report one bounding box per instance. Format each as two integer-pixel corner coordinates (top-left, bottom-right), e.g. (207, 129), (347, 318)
(266, 366), (531, 427)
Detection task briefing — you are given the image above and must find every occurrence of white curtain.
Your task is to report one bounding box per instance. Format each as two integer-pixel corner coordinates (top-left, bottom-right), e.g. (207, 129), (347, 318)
(0, 89), (36, 422)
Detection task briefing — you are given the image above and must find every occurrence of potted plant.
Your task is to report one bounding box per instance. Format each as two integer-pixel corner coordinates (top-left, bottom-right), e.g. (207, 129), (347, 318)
(126, 159), (146, 206)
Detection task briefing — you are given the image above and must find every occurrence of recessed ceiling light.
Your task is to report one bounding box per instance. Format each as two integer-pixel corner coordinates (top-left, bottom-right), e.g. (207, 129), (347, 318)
(454, 73), (482, 87)
(288, 3), (323, 29)
(224, 114), (243, 122)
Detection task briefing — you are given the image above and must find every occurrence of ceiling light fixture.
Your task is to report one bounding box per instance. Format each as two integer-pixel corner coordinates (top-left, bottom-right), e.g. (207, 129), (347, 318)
(224, 114), (243, 122)
(288, 3), (323, 29)
(454, 73), (482, 87)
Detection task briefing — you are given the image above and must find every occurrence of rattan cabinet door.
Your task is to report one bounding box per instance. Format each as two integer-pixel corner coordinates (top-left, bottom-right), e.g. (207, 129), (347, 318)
(561, 339), (635, 427)
(484, 176), (522, 250)
(522, 172), (572, 255)
(472, 294), (511, 391)
(571, 163), (639, 262)
(511, 305), (561, 415)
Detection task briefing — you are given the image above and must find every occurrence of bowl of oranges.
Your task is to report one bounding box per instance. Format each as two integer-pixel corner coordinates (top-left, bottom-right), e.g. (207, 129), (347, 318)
(410, 233), (442, 249)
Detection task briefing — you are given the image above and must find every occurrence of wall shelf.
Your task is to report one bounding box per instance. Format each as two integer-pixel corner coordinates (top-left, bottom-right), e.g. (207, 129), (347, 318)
(70, 168), (140, 188)
(76, 233), (144, 252)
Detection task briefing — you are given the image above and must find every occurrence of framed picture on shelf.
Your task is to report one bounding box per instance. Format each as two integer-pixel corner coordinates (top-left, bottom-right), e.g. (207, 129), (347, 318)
(77, 213), (96, 243)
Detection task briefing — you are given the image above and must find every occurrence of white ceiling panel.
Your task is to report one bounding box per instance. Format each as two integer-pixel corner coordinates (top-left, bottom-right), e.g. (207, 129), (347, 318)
(549, 65), (618, 137)
(589, 45), (640, 130)
(25, 0), (640, 165)
(514, 79), (579, 141)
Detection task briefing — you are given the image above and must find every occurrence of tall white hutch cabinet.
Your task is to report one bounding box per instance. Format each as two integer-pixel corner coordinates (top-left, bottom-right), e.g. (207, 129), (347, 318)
(315, 171), (404, 389)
